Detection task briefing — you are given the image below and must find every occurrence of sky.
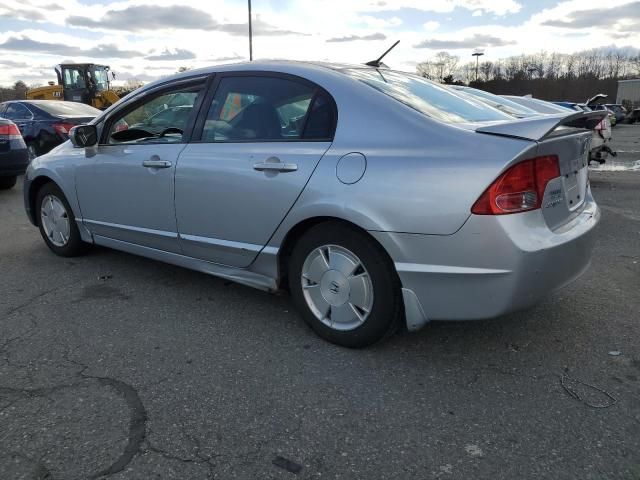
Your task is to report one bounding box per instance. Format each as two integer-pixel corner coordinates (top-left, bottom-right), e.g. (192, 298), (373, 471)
(0, 0), (639, 86)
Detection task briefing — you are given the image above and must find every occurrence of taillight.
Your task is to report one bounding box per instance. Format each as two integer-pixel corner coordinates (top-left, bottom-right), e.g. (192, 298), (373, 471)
(53, 123), (75, 135)
(471, 155), (561, 215)
(0, 123), (21, 138)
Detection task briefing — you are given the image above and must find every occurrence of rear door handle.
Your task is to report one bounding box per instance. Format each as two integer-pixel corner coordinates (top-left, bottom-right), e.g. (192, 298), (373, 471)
(253, 162), (297, 172)
(142, 159), (172, 168)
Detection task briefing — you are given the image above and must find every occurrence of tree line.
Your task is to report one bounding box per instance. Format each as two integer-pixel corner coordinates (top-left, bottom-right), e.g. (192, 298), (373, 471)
(417, 47), (640, 105)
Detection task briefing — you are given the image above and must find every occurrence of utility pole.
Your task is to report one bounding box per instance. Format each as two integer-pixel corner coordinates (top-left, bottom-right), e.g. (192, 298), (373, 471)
(248, 0), (253, 61)
(472, 50), (484, 82)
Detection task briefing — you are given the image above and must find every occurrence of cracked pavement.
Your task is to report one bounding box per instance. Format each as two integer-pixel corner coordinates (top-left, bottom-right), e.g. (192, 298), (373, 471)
(1, 138), (640, 478)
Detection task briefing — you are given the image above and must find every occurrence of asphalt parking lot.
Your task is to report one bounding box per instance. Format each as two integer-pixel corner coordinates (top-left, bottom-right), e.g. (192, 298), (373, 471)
(1, 130), (639, 479)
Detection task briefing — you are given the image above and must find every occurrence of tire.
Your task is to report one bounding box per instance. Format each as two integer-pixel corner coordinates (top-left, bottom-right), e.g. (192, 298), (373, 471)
(289, 222), (402, 348)
(35, 183), (89, 257)
(0, 176), (17, 190)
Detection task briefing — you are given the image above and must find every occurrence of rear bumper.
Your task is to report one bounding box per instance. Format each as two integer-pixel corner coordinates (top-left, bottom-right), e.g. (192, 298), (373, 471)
(0, 148), (29, 176)
(372, 196), (600, 330)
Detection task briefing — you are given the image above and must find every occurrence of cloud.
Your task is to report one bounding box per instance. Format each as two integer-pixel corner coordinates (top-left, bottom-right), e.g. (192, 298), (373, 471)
(145, 48), (196, 61)
(359, 15), (402, 28)
(67, 5), (215, 31)
(357, 0), (521, 16)
(67, 5), (305, 36)
(326, 32), (387, 42)
(414, 33), (516, 49)
(0, 60), (30, 68)
(0, 6), (46, 21)
(472, 10), (483, 17)
(423, 21), (439, 31)
(0, 36), (143, 58)
(207, 54), (245, 62)
(541, 1), (640, 31)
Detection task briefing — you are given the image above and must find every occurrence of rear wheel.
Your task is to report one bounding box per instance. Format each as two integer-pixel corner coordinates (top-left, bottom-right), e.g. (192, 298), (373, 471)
(0, 176), (17, 190)
(35, 183), (88, 257)
(289, 222), (402, 348)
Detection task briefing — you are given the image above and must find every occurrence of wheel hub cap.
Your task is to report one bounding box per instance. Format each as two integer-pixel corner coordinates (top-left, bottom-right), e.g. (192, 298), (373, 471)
(301, 245), (374, 331)
(40, 194), (70, 247)
(320, 270), (351, 306)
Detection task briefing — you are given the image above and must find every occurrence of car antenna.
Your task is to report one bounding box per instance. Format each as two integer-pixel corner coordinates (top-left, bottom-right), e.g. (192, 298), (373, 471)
(365, 40), (400, 68)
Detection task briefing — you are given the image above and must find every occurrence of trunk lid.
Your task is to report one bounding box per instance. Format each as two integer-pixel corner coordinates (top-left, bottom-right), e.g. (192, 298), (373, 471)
(58, 115), (96, 125)
(476, 111), (606, 230)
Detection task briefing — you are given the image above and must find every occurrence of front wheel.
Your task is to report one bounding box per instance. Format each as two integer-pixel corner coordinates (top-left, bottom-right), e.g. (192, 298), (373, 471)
(35, 183), (89, 257)
(289, 222), (402, 348)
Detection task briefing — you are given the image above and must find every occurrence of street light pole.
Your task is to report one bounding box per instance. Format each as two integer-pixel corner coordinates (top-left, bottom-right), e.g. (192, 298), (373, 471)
(248, 0), (253, 61)
(472, 51), (484, 82)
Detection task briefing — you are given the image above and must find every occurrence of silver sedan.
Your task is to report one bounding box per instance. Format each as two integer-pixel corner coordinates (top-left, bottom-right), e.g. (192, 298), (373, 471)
(23, 61), (601, 347)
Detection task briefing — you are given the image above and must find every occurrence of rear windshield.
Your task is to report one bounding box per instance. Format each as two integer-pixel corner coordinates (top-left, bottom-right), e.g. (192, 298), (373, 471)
(33, 101), (100, 116)
(343, 69), (511, 124)
(452, 87), (540, 117)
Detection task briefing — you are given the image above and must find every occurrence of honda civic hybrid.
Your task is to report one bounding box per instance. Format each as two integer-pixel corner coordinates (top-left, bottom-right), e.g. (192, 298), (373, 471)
(23, 61), (601, 347)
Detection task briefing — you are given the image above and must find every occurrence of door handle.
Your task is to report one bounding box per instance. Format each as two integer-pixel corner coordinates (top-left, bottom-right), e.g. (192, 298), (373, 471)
(253, 161), (297, 172)
(142, 159), (172, 168)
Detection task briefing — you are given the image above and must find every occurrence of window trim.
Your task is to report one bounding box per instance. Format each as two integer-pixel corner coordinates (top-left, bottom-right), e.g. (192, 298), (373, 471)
(191, 71), (338, 144)
(99, 75), (213, 146)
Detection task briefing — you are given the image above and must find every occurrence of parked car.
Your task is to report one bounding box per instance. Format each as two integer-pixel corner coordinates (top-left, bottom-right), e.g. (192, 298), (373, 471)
(503, 95), (574, 114)
(0, 118), (29, 189)
(586, 94), (617, 127)
(505, 95), (613, 163)
(604, 104), (627, 124)
(553, 101), (592, 112)
(0, 100), (100, 159)
(24, 62), (602, 347)
(627, 108), (640, 124)
(451, 86), (541, 118)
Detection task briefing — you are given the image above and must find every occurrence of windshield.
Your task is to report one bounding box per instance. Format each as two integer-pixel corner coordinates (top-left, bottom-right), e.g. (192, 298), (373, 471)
(33, 101), (101, 116)
(452, 86), (540, 118)
(344, 69), (511, 124)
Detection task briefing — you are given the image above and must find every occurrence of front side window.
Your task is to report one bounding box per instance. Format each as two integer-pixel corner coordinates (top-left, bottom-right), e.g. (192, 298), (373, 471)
(105, 86), (202, 144)
(201, 76), (334, 142)
(344, 69), (511, 124)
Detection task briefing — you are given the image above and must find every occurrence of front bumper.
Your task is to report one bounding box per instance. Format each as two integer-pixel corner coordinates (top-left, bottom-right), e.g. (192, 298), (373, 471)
(372, 197), (600, 330)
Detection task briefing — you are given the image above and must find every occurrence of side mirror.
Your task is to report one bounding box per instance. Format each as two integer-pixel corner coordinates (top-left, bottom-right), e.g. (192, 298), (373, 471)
(69, 125), (98, 148)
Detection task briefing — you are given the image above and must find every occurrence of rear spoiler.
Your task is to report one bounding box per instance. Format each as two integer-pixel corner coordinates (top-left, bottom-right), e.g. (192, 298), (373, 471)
(476, 111), (606, 142)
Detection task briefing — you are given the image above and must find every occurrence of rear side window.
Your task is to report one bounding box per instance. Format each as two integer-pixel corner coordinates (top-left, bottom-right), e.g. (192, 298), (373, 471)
(4, 103), (31, 120)
(343, 69), (511, 124)
(201, 76), (335, 142)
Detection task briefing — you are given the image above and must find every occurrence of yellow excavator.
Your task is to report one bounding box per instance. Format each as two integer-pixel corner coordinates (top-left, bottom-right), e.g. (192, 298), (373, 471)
(26, 63), (120, 110)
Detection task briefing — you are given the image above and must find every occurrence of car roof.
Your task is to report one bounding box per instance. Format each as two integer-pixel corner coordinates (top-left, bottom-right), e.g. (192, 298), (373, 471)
(141, 60), (376, 89)
(4, 100), (76, 106)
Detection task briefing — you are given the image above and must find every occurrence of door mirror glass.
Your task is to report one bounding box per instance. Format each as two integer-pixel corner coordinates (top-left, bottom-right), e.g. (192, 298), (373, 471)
(70, 124), (98, 147)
